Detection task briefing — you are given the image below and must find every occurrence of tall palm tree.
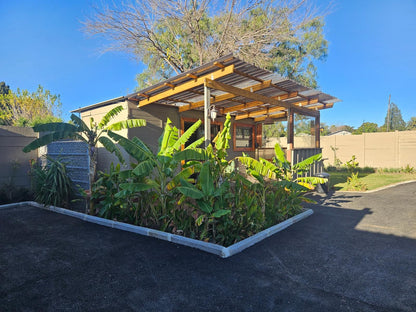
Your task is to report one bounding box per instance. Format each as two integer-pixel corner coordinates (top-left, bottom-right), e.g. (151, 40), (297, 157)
(23, 105), (146, 210)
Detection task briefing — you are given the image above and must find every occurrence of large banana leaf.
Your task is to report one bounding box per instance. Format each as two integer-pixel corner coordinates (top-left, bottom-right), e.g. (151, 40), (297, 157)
(275, 180), (309, 192)
(32, 122), (78, 133)
(159, 118), (178, 156)
(132, 159), (155, 177)
(213, 114), (231, 151)
(171, 119), (202, 151)
(131, 136), (152, 157)
(186, 137), (204, 149)
(296, 176), (327, 186)
(199, 162), (213, 196)
(98, 136), (124, 163)
(173, 149), (209, 162)
(167, 166), (196, 190)
(274, 143), (287, 164)
(107, 119), (146, 131)
(108, 131), (152, 162)
(119, 182), (154, 192)
(98, 105), (124, 128)
(238, 156), (277, 179)
(293, 153), (322, 172)
(70, 114), (90, 133)
(177, 185), (205, 200)
(23, 131), (85, 153)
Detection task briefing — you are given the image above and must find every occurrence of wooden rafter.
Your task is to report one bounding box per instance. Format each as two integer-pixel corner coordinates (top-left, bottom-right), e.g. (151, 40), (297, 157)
(253, 102), (333, 122)
(139, 65), (235, 107)
(222, 91), (298, 114)
(178, 80), (272, 112)
(205, 79), (319, 117)
(235, 98), (319, 120)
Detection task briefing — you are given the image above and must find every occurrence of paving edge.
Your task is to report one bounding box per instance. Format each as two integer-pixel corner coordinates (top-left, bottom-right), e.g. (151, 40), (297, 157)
(1, 201), (313, 258)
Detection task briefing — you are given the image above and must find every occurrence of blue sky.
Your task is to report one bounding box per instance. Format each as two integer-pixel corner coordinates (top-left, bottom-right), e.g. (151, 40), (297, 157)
(1, 0), (415, 127)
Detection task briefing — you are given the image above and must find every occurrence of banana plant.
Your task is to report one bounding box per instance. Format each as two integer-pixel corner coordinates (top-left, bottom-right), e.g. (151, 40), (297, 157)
(272, 143), (326, 188)
(176, 161), (232, 242)
(23, 105), (146, 212)
(108, 118), (205, 223)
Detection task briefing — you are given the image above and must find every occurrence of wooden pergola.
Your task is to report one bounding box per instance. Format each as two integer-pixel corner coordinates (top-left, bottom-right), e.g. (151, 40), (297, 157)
(127, 54), (339, 161)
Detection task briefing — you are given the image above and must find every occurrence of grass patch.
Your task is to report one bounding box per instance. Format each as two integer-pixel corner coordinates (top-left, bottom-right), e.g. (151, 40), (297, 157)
(327, 171), (416, 191)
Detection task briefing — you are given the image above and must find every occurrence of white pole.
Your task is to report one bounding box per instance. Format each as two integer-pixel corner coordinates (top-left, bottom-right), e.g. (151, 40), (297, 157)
(204, 83), (211, 147)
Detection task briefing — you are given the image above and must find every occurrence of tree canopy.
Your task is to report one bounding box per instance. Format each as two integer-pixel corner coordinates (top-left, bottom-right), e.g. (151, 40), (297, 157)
(0, 81), (10, 95)
(353, 122), (379, 134)
(83, 0), (329, 89)
(0, 85), (62, 127)
(382, 102), (406, 131)
(406, 117), (416, 130)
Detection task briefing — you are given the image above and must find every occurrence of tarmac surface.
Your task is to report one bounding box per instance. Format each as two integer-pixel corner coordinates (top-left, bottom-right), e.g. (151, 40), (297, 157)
(1, 182), (416, 311)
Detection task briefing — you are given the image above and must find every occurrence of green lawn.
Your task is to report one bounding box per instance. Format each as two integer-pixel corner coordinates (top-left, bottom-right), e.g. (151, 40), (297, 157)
(327, 171), (416, 191)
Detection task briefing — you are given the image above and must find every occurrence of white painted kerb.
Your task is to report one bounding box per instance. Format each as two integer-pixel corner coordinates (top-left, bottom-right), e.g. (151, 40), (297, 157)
(1, 202), (313, 258)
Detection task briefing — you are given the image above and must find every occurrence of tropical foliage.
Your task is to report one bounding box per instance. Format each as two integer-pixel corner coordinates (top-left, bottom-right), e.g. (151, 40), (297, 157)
(89, 115), (318, 246)
(30, 157), (76, 208)
(23, 106), (146, 212)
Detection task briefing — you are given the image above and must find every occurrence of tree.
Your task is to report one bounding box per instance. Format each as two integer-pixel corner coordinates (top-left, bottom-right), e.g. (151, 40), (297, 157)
(383, 102), (405, 131)
(23, 106), (146, 212)
(0, 85), (62, 126)
(263, 121), (286, 138)
(83, 0), (329, 89)
(406, 117), (416, 130)
(353, 122), (379, 134)
(0, 81), (10, 95)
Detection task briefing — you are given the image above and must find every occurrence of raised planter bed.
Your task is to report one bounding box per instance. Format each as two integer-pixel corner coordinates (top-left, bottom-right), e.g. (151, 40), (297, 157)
(1, 201), (313, 258)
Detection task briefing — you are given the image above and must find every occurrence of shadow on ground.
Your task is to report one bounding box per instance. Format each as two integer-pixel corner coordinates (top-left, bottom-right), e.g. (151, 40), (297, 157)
(1, 182), (415, 311)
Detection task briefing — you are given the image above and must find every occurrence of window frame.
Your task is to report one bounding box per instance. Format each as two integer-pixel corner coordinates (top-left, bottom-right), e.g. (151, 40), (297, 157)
(233, 122), (255, 152)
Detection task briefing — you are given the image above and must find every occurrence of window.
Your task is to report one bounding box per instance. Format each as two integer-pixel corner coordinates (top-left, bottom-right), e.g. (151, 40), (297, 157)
(233, 123), (255, 151)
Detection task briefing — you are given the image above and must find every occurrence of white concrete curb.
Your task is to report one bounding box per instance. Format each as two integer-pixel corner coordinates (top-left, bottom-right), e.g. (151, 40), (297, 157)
(1, 201), (313, 258)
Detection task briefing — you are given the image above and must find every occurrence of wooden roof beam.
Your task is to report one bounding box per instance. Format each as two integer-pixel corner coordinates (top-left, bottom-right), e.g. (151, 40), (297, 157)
(178, 80), (272, 112)
(253, 102), (334, 122)
(205, 79), (319, 117)
(139, 64), (235, 107)
(222, 91), (298, 114)
(235, 98), (319, 120)
(255, 112), (286, 122)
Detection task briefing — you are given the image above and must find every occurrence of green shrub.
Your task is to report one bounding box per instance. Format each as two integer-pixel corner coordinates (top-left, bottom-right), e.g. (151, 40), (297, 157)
(345, 172), (367, 191)
(91, 116), (313, 247)
(30, 157), (76, 208)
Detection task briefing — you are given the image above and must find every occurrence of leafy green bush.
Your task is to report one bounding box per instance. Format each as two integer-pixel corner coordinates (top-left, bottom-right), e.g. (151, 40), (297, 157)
(30, 157), (76, 208)
(90, 115), (314, 246)
(345, 172), (367, 191)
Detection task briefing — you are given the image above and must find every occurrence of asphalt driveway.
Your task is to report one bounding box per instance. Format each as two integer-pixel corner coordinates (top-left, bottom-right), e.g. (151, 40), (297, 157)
(1, 182), (415, 311)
